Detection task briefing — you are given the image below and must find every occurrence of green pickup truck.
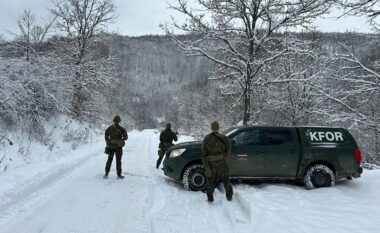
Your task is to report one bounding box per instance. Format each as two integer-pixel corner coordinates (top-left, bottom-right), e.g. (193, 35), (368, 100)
(162, 126), (363, 190)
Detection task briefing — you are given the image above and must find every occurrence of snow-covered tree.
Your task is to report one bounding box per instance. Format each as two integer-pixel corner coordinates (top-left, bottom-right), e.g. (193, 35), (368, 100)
(314, 41), (380, 164)
(0, 9), (69, 141)
(50, 0), (117, 120)
(312, 2), (380, 164)
(262, 36), (331, 126)
(339, 0), (380, 31)
(0, 55), (74, 141)
(163, 0), (333, 125)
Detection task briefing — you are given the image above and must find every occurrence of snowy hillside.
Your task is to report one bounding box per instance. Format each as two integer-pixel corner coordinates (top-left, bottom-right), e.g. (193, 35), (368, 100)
(0, 130), (379, 233)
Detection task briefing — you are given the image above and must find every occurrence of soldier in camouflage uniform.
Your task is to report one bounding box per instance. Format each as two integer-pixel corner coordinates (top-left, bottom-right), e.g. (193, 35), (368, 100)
(202, 121), (233, 202)
(104, 115), (128, 179)
(156, 123), (178, 169)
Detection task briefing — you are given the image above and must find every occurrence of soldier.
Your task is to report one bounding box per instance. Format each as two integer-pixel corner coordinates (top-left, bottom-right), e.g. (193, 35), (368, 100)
(202, 121), (233, 202)
(156, 123), (178, 169)
(104, 115), (128, 179)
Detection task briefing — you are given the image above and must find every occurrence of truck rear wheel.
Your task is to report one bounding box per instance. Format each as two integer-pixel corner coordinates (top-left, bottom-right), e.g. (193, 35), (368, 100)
(304, 164), (335, 190)
(181, 164), (207, 191)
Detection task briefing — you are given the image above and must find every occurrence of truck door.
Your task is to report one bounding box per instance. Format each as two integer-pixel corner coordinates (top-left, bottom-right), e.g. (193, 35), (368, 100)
(227, 129), (265, 177)
(262, 128), (301, 177)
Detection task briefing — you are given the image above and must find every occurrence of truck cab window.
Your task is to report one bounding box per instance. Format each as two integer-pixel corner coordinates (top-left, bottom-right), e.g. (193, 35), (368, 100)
(233, 130), (260, 146)
(264, 129), (292, 145)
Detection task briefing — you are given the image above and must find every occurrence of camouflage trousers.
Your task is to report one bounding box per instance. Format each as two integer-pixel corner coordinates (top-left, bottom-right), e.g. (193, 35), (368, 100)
(206, 160), (233, 199)
(105, 148), (123, 176)
(156, 149), (165, 168)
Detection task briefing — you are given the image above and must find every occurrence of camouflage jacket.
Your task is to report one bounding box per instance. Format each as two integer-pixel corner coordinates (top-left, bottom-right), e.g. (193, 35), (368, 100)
(202, 132), (231, 162)
(160, 128), (178, 148)
(105, 124), (128, 149)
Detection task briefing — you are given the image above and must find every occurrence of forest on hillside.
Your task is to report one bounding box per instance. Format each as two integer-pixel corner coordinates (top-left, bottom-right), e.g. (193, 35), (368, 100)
(0, 0), (379, 166)
(106, 33), (379, 166)
(1, 32), (379, 165)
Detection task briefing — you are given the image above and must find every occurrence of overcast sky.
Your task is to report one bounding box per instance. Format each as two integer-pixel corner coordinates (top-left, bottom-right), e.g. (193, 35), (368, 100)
(0, 0), (373, 39)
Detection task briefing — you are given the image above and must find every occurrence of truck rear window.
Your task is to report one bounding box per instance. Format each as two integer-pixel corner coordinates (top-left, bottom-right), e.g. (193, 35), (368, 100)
(263, 129), (292, 145)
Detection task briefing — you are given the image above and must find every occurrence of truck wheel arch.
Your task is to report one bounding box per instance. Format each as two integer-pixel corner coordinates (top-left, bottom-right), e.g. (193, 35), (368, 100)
(180, 160), (203, 180)
(301, 160), (336, 179)
(181, 161), (207, 191)
(303, 162), (336, 190)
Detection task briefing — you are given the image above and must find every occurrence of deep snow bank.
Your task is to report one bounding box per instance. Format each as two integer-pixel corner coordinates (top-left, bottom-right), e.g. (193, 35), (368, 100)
(0, 117), (102, 205)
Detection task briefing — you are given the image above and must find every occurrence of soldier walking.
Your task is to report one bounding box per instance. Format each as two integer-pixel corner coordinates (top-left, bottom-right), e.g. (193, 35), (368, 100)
(157, 123), (178, 169)
(104, 115), (128, 179)
(202, 121), (233, 202)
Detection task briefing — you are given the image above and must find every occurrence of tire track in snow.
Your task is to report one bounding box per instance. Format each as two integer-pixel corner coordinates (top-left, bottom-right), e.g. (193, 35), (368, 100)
(110, 132), (162, 233)
(206, 187), (253, 233)
(0, 147), (102, 229)
(0, 153), (109, 233)
(224, 191), (253, 233)
(75, 183), (110, 233)
(0, 131), (256, 233)
(142, 134), (156, 232)
(142, 133), (168, 233)
(43, 163), (111, 233)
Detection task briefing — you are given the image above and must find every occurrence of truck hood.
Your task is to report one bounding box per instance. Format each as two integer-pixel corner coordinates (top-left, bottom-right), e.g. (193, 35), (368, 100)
(171, 141), (202, 150)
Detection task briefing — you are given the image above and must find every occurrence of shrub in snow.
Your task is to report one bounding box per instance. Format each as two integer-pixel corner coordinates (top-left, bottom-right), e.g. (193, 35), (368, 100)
(63, 127), (91, 150)
(0, 133), (13, 172)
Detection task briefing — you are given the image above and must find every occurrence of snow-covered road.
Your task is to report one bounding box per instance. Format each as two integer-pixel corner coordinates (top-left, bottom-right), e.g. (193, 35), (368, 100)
(0, 130), (379, 233)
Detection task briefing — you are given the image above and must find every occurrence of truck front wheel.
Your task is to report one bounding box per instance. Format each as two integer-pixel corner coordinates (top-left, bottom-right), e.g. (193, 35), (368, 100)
(181, 164), (207, 191)
(304, 164), (335, 190)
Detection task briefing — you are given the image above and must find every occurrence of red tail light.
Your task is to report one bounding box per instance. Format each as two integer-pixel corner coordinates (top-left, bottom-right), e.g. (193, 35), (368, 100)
(354, 148), (362, 164)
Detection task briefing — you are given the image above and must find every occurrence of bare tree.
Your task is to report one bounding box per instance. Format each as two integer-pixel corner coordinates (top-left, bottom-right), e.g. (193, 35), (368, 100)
(50, 0), (116, 119)
(9, 9), (56, 60)
(17, 9), (34, 61)
(322, 44), (380, 126)
(316, 2), (379, 164)
(263, 38), (331, 126)
(163, 0), (333, 125)
(308, 36), (380, 164)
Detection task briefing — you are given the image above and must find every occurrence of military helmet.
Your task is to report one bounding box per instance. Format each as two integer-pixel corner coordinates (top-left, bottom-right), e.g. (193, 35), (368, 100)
(211, 121), (220, 131)
(113, 115), (121, 123)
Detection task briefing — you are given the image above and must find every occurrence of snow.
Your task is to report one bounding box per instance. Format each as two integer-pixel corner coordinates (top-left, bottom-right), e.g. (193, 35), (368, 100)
(0, 130), (379, 233)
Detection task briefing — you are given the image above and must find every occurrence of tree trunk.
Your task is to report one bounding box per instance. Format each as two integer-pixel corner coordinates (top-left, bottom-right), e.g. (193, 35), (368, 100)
(243, 90), (251, 125)
(71, 71), (82, 119)
(242, 57), (253, 125)
(243, 74), (252, 125)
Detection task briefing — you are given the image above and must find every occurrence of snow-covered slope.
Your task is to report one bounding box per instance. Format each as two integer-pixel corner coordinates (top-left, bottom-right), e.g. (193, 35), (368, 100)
(0, 130), (379, 233)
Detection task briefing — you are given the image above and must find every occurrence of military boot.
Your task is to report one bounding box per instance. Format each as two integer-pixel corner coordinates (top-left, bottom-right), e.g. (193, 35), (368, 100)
(156, 160), (160, 169)
(118, 175), (125, 179)
(103, 173), (108, 179)
(207, 194), (214, 202)
(226, 184), (233, 201)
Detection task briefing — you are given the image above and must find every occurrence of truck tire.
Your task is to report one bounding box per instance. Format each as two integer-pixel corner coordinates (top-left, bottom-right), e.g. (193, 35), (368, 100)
(304, 164), (335, 190)
(181, 164), (207, 191)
